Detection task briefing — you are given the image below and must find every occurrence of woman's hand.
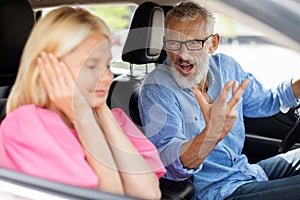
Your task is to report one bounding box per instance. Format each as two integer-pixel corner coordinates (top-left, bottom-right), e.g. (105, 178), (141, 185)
(37, 52), (89, 124)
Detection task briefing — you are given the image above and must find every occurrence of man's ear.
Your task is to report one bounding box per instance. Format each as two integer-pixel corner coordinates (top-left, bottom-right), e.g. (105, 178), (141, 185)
(209, 34), (220, 54)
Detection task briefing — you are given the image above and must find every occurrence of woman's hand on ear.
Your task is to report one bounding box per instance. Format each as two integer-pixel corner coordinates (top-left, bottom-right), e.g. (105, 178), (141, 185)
(37, 51), (89, 124)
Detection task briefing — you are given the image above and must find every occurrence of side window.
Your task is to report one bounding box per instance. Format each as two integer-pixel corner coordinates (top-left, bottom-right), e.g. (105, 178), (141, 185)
(86, 5), (136, 61)
(215, 14), (300, 88)
(87, 5), (140, 75)
(40, 5), (138, 75)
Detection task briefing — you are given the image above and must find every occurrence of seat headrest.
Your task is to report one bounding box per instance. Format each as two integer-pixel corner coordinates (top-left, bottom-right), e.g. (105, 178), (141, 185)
(122, 1), (165, 64)
(0, 0), (34, 86)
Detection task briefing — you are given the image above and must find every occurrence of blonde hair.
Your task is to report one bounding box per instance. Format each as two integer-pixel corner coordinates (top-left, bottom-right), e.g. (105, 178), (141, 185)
(6, 6), (110, 113)
(165, 1), (215, 34)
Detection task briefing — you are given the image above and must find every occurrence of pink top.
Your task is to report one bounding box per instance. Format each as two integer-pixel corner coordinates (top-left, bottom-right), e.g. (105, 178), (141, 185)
(0, 105), (166, 188)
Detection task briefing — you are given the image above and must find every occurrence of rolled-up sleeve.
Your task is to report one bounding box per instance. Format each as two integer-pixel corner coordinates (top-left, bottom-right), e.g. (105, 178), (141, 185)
(277, 79), (298, 113)
(239, 68), (298, 117)
(160, 138), (202, 180)
(139, 84), (201, 180)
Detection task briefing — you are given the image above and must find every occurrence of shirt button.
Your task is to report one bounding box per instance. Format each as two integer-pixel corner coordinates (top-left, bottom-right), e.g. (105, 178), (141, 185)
(233, 158), (236, 162)
(194, 117), (198, 121)
(243, 170), (246, 173)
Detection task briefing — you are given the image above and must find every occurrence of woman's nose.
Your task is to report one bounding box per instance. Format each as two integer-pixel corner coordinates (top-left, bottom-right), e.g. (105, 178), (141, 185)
(102, 67), (114, 83)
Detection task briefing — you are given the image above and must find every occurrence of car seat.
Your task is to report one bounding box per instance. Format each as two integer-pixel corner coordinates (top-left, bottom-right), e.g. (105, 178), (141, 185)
(107, 2), (195, 199)
(0, 0), (34, 98)
(0, 0), (34, 122)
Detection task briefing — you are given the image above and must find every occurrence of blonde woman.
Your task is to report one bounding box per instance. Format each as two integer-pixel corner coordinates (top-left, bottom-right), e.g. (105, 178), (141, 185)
(0, 7), (165, 199)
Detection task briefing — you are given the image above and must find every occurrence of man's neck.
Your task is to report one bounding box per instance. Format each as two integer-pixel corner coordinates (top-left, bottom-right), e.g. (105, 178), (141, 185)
(194, 76), (212, 103)
(198, 76), (208, 93)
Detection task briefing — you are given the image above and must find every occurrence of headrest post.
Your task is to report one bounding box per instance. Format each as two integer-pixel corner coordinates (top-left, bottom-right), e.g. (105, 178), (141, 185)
(128, 63), (136, 78)
(130, 63), (133, 76)
(145, 64), (149, 74)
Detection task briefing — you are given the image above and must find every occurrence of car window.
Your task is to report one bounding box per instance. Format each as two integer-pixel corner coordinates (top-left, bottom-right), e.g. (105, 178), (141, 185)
(87, 5), (144, 75)
(40, 5), (300, 84)
(40, 4), (138, 75)
(214, 14), (300, 88)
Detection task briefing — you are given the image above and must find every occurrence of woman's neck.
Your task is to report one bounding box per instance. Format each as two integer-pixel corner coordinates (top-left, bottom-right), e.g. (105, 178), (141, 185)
(48, 104), (74, 129)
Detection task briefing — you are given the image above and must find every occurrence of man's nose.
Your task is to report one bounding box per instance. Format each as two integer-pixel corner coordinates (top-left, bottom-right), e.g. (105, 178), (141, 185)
(177, 43), (190, 59)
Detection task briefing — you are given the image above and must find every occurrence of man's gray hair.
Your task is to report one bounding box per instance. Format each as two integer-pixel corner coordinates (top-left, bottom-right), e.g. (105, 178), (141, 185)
(165, 1), (215, 34)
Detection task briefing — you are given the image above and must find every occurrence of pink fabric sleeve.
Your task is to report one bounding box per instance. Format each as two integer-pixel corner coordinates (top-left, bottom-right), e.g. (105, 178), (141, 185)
(0, 105), (98, 188)
(111, 108), (166, 178)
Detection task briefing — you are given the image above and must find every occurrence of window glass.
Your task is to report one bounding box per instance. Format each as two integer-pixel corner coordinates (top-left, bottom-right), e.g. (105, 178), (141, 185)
(87, 5), (139, 75)
(215, 14), (300, 88)
(41, 4), (138, 75)
(40, 6), (300, 83)
(86, 5), (136, 64)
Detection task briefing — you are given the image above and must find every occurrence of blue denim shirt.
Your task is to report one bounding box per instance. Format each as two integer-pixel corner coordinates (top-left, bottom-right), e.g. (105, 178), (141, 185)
(138, 53), (298, 200)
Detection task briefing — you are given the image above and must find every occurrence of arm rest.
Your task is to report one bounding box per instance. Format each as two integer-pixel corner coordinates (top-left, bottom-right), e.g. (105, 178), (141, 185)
(159, 178), (195, 200)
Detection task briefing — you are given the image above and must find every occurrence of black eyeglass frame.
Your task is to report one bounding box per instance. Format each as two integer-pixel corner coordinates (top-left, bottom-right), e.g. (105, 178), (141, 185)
(163, 34), (214, 51)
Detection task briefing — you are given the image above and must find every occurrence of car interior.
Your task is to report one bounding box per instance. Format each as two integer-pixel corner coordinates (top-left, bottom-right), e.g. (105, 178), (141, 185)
(108, 2), (195, 199)
(0, 0), (35, 123)
(0, 167), (138, 200)
(0, 0), (194, 199)
(1, 0), (300, 199)
(0, 0), (35, 98)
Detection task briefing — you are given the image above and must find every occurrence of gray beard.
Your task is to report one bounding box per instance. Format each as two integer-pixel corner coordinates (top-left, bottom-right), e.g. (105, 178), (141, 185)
(170, 55), (209, 89)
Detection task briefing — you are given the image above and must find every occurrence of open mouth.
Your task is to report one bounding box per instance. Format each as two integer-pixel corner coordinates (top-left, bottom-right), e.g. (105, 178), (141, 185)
(178, 63), (194, 76)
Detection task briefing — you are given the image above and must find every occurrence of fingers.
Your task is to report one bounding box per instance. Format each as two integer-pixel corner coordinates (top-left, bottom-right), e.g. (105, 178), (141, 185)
(228, 79), (250, 109)
(214, 81), (233, 107)
(37, 52), (77, 123)
(37, 52), (57, 96)
(213, 79), (250, 115)
(38, 52), (60, 85)
(38, 52), (73, 91)
(59, 61), (75, 88)
(38, 52), (77, 106)
(192, 87), (209, 108)
(232, 81), (238, 93)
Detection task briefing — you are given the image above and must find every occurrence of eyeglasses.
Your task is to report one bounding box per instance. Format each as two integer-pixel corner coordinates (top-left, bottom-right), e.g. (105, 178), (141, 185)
(164, 34), (214, 51)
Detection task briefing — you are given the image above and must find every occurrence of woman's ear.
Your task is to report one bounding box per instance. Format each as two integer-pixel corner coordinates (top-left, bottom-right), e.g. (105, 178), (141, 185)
(209, 34), (220, 54)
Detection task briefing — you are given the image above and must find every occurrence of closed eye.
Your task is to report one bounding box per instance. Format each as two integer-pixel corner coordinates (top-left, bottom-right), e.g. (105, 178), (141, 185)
(87, 65), (96, 69)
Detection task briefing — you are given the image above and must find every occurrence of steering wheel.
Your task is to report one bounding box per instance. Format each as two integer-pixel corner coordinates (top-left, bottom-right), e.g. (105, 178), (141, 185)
(278, 104), (300, 153)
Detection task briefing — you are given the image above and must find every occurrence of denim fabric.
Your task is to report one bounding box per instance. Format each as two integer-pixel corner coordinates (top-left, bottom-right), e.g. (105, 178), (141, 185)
(226, 148), (300, 200)
(138, 53), (298, 199)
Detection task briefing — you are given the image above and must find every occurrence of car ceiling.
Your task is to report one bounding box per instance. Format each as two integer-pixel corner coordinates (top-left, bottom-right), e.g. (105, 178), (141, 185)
(27, 0), (181, 9)
(27, 0), (300, 52)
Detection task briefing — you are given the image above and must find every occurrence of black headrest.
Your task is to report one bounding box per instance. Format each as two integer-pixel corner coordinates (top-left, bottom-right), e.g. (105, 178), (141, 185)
(122, 1), (165, 64)
(0, 0), (34, 86)
(0, 98), (7, 122)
